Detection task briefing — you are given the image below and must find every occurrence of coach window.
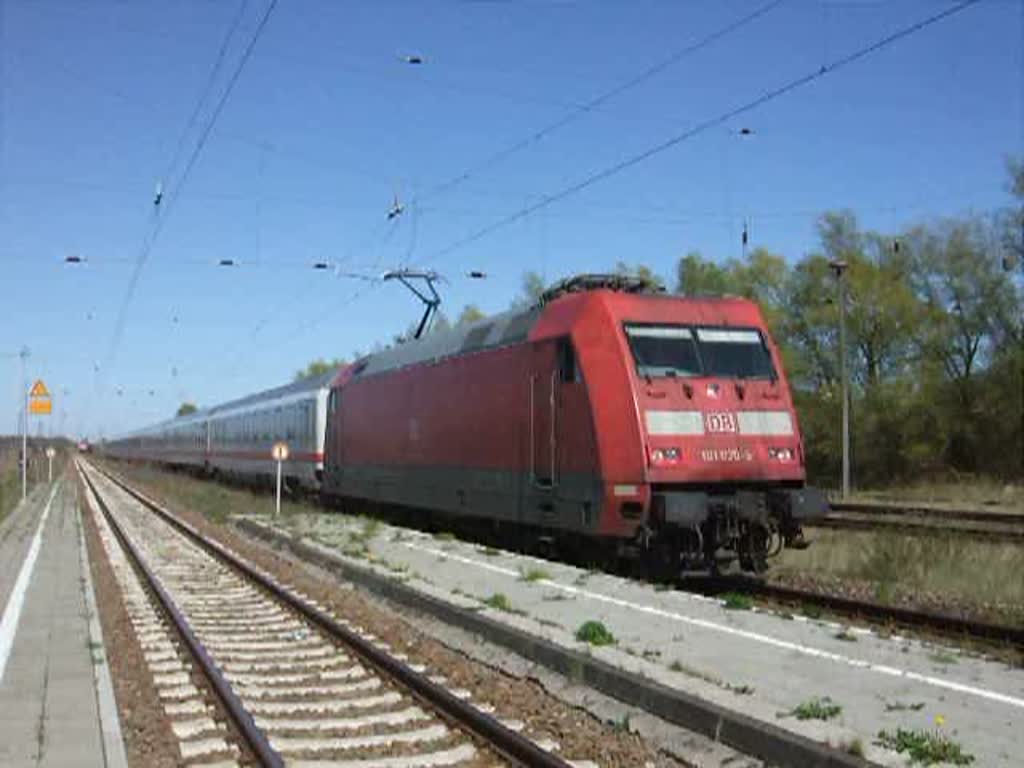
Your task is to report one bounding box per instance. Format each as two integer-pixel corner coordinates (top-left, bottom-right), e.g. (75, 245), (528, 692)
(557, 337), (582, 383)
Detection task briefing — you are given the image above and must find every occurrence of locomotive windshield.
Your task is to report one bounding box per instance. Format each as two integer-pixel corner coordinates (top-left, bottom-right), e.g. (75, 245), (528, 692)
(695, 328), (776, 379)
(624, 324), (775, 379)
(624, 325), (700, 378)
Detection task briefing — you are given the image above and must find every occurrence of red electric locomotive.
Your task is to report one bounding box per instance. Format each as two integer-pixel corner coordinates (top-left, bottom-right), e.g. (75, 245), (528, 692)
(323, 274), (825, 574)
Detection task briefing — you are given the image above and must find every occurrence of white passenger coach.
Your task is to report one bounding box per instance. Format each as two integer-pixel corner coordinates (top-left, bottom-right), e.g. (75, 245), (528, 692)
(104, 370), (336, 490)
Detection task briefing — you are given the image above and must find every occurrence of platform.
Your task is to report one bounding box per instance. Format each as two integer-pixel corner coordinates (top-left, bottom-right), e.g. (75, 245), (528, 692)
(249, 511), (1024, 768)
(0, 478), (126, 768)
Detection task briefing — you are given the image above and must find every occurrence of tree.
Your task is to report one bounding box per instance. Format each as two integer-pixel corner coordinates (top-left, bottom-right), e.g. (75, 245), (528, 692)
(784, 254), (842, 390)
(176, 402), (198, 417)
(512, 271), (547, 308)
(906, 216), (1018, 470)
(294, 358), (347, 381)
(675, 252), (733, 295)
(909, 217), (1016, 391)
(393, 311), (451, 345)
(1002, 155), (1023, 268)
(815, 212), (922, 388)
(455, 304), (486, 327)
(614, 261), (665, 291)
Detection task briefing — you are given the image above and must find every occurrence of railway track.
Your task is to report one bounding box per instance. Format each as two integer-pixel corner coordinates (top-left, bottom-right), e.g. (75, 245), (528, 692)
(710, 577), (1024, 649)
(817, 501), (1024, 541)
(94, 457), (1021, 655)
(78, 459), (575, 768)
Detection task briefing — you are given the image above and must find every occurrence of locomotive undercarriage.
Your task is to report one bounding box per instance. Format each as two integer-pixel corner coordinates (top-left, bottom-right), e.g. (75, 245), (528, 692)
(641, 486), (825, 575)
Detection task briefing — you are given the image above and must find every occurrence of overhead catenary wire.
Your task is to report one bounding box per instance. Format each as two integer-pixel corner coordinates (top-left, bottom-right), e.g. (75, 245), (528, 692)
(158, 0), (252, 191)
(421, 0), (983, 268)
(216, 281), (383, 383)
(256, 0), (785, 309)
(416, 0), (785, 205)
(101, 0), (281, 387)
(266, 0), (785, 343)
(213, 214), (400, 381)
(159, 0), (281, 225)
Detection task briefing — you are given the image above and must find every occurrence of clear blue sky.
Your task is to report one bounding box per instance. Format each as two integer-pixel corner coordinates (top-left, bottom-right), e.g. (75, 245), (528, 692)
(1, 0), (1020, 439)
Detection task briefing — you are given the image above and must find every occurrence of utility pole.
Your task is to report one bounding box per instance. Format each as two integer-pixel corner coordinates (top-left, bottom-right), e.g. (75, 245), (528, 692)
(19, 346), (29, 500)
(829, 261), (851, 498)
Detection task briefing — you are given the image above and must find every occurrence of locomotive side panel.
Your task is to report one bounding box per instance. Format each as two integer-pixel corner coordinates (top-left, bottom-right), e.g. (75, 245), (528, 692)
(530, 295), (650, 538)
(325, 338), (605, 531)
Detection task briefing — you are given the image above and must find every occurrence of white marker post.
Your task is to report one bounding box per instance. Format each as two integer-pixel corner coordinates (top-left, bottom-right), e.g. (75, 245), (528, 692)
(45, 447), (55, 483)
(271, 441), (289, 519)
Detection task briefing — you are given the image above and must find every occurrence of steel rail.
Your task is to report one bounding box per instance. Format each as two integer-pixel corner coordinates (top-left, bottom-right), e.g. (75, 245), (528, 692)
(723, 577), (1024, 647)
(77, 463), (285, 768)
(88, 460), (573, 768)
(829, 501), (1024, 526)
(810, 516), (1024, 541)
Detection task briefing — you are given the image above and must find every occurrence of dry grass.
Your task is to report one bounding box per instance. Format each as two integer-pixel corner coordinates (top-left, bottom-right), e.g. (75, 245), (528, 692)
(843, 480), (1022, 511)
(775, 527), (1024, 625)
(0, 449), (19, 522)
(107, 461), (322, 523)
(0, 442), (72, 523)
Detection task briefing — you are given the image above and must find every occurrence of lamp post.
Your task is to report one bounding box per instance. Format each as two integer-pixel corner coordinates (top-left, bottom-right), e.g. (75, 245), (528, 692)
(829, 260), (851, 498)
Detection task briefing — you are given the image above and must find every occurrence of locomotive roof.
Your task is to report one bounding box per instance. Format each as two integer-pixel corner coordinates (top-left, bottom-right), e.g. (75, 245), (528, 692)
(352, 273), (657, 379)
(353, 280), (762, 380)
(356, 304), (542, 379)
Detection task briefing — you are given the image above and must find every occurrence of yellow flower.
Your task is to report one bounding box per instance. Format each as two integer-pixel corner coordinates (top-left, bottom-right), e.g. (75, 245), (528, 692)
(935, 714), (946, 727)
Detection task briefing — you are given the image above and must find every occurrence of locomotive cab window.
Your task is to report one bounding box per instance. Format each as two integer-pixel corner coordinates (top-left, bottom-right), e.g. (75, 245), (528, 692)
(624, 324), (700, 378)
(557, 338), (582, 383)
(695, 328), (775, 380)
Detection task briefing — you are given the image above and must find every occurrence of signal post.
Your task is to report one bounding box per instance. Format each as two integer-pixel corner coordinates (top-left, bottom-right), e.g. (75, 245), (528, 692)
(271, 441), (289, 518)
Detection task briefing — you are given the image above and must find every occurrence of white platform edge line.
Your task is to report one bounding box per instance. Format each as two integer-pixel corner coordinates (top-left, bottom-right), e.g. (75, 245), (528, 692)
(77, 487), (129, 768)
(401, 540), (1024, 711)
(0, 480), (61, 682)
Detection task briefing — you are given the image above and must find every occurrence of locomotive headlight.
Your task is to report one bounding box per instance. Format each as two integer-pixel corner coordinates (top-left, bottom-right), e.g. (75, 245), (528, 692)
(649, 446), (681, 465)
(768, 447), (795, 461)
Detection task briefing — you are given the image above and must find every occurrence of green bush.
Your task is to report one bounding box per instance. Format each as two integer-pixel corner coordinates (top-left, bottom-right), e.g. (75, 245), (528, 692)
(876, 728), (973, 765)
(575, 620), (616, 646)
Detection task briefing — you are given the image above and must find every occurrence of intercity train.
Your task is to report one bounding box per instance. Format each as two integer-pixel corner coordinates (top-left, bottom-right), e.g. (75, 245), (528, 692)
(105, 274), (825, 573)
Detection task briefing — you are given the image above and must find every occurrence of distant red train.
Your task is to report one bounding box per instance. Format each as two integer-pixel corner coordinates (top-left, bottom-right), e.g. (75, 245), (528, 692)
(323, 275), (825, 574)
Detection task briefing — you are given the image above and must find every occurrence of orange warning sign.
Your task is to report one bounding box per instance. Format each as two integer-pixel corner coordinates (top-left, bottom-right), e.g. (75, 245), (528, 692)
(30, 399), (52, 415)
(29, 379), (52, 415)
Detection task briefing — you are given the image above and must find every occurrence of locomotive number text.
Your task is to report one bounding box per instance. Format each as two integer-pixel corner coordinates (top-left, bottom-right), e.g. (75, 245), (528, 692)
(700, 447), (753, 462)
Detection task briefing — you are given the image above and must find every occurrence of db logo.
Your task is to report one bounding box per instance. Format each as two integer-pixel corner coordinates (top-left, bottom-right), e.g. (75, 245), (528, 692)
(704, 412), (738, 433)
